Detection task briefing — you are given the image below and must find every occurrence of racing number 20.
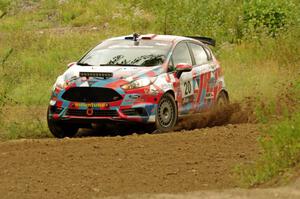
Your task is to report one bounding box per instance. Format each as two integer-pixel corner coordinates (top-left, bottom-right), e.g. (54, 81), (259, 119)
(184, 81), (192, 96)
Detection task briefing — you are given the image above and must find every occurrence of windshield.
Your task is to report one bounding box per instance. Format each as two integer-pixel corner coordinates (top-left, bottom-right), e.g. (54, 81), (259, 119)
(78, 39), (172, 67)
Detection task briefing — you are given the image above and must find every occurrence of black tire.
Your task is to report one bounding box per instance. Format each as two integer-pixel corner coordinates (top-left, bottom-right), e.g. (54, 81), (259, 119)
(216, 91), (229, 108)
(47, 109), (78, 138)
(155, 93), (178, 132)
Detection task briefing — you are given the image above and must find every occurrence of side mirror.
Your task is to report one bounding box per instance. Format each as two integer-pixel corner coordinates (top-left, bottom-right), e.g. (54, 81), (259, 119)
(175, 63), (192, 78)
(175, 63), (192, 72)
(67, 62), (76, 68)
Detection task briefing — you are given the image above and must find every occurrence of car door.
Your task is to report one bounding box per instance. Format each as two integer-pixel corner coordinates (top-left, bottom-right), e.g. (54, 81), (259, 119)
(170, 42), (195, 115)
(188, 42), (216, 111)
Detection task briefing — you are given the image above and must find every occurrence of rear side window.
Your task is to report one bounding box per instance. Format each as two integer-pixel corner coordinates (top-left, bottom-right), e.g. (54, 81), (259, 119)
(172, 42), (193, 66)
(203, 46), (212, 60)
(190, 43), (208, 65)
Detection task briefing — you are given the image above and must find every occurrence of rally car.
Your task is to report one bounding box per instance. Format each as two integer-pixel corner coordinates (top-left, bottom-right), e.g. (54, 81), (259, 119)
(47, 34), (229, 138)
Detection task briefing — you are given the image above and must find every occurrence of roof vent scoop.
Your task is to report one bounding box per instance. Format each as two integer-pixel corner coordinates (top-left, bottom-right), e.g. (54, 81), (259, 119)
(124, 33), (157, 45)
(141, 34), (157, 40)
(124, 33), (140, 41)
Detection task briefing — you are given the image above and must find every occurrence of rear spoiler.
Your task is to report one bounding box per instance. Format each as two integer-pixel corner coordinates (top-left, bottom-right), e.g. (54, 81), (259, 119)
(186, 36), (216, 47)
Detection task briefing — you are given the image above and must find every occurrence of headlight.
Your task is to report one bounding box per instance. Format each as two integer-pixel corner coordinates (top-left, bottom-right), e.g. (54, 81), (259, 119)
(121, 77), (156, 90)
(53, 75), (67, 90)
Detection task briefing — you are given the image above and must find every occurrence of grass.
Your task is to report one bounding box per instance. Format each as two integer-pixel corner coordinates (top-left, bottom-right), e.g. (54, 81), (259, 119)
(0, 0), (150, 32)
(220, 32), (299, 102)
(237, 82), (300, 186)
(0, 105), (50, 139)
(0, 0), (300, 186)
(0, 30), (106, 138)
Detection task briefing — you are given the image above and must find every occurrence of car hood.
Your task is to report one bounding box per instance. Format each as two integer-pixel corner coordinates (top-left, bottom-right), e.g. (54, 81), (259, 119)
(63, 65), (164, 82)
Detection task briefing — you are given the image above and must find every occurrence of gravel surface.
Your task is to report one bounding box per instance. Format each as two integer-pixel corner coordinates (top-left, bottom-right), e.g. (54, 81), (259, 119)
(0, 124), (261, 199)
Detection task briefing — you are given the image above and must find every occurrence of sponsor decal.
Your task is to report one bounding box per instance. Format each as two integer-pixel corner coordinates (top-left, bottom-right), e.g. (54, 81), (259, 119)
(74, 103), (109, 108)
(180, 80), (194, 98)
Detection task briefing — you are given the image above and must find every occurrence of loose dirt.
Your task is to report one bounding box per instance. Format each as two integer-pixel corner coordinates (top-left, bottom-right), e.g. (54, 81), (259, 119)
(174, 103), (256, 131)
(0, 123), (261, 199)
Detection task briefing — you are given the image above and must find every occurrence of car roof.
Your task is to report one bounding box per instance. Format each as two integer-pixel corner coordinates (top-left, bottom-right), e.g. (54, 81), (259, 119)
(106, 34), (200, 44)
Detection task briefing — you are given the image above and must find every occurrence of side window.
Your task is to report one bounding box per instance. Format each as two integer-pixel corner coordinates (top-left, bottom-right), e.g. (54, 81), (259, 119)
(168, 57), (175, 72)
(203, 46), (212, 61)
(190, 43), (208, 65)
(172, 42), (193, 66)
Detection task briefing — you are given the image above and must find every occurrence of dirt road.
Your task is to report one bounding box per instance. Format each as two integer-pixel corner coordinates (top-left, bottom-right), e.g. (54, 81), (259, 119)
(0, 123), (261, 199)
(105, 178), (300, 199)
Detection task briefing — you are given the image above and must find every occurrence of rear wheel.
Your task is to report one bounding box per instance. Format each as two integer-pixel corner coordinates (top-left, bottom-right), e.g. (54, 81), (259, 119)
(216, 91), (229, 108)
(47, 109), (78, 138)
(155, 93), (178, 132)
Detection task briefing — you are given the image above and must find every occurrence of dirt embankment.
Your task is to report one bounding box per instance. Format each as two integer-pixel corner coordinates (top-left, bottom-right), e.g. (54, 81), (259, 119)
(0, 123), (260, 199)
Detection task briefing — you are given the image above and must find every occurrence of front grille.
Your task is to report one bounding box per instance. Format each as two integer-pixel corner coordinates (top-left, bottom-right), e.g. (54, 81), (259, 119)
(66, 109), (118, 117)
(62, 87), (122, 102)
(121, 108), (148, 117)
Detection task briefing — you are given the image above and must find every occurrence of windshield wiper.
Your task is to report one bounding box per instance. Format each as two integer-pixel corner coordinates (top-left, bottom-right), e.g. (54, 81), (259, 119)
(99, 64), (140, 67)
(77, 62), (93, 66)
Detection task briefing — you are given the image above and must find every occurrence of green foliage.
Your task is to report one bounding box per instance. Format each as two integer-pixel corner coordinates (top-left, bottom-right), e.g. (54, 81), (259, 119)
(242, 0), (298, 39)
(130, 0), (299, 43)
(0, 31), (102, 106)
(237, 80), (300, 186)
(0, 0), (144, 31)
(5, 118), (50, 139)
(131, 0), (242, 42)
(0, 47), (15, 113)
(220, 27), (299, 104)
(0, 0), (11, 18)
(239, 113), (300, 186)
(1, 0), (299, 42)
(0, 0), (10, 11)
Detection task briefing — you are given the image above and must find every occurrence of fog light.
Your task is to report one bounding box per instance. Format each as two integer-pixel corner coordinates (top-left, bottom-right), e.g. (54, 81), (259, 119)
(49, 100), (56, 106)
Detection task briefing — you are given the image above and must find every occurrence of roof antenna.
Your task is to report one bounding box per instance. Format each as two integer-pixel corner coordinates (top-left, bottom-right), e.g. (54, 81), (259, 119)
(133, 33), (140, 46)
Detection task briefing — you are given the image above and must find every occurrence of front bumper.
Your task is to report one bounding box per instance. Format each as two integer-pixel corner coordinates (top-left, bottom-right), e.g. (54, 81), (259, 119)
(48, 86), (162, 123)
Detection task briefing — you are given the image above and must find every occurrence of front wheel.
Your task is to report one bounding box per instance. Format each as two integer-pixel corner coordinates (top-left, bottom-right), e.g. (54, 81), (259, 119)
(155, 93), (178, 133)
(47, 109), (78, 138)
